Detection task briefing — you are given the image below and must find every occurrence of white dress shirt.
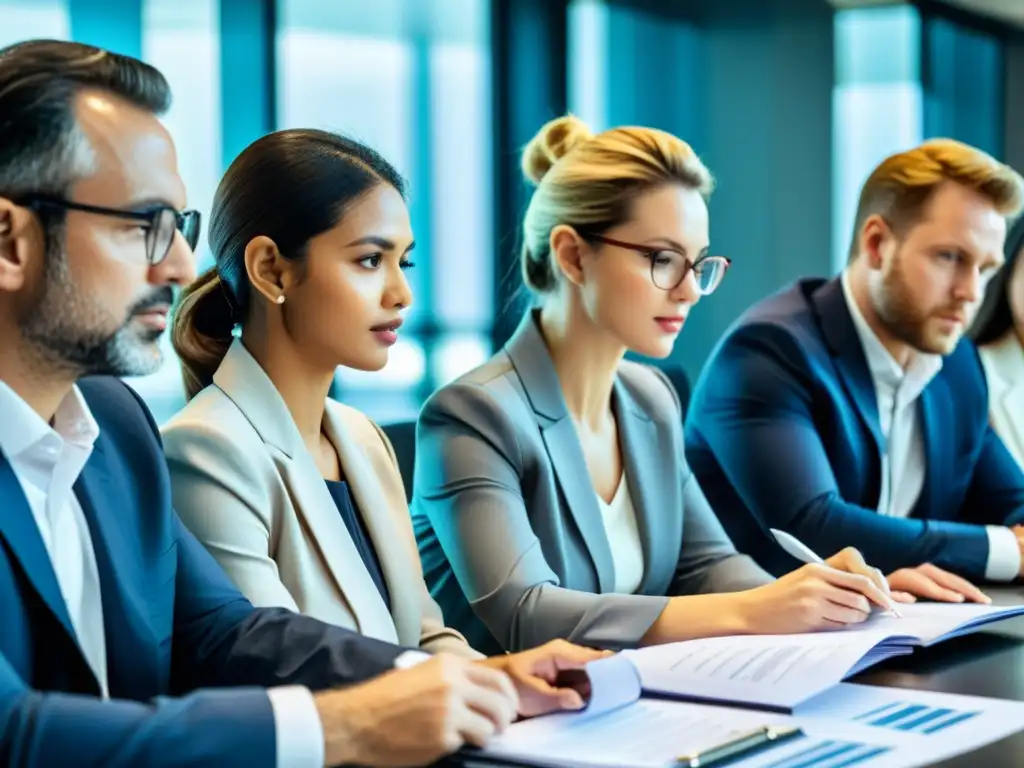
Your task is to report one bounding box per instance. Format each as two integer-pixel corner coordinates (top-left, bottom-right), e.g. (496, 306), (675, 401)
(840, 274), (1020, 580)
(596, 475), (645, 594)
(0, 381), (324, 767)
(0, 380), (109, 697)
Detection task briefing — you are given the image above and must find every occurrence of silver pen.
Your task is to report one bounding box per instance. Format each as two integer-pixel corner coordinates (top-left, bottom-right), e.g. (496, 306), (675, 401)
(770, 528), (902, 618)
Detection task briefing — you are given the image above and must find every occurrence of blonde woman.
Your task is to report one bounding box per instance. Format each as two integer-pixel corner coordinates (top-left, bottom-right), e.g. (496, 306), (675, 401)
(411, 116), (911, 655)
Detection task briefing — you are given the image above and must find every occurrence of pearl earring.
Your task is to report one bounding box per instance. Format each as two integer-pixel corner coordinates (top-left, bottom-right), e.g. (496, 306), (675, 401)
(275, 295), (285, 305)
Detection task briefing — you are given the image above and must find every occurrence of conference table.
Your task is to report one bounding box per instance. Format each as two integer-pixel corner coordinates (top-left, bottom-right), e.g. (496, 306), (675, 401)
(452, 586), (1024, 768)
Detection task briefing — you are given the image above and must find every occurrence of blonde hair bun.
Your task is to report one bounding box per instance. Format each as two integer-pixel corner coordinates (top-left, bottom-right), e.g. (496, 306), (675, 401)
(521, 115), (593, 186)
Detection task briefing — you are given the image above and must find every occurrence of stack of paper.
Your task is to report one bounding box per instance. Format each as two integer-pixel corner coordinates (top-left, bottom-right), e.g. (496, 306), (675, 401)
(848, 601), (1024, 646)
(471, 601), (1024, 767)
(478, 683), (1024, 768)
(624, 630), (913, 710)
(622, 601), (1024, 710)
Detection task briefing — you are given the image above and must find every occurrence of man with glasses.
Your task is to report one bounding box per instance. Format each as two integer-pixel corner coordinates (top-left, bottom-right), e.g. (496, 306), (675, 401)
(0, 39), (602, 768)
(686, 140), (1024, 597)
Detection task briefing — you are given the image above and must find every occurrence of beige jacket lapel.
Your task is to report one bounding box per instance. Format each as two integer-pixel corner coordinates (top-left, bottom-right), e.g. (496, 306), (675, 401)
(982, 333), (1024, 469)
(212, 340), (397, 642)
(321, 402), (422, 646)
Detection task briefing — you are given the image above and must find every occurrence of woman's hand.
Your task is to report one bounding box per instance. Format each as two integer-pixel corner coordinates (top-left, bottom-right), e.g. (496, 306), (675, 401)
(886, 563), (991, 604)
(736, 549), (895, 634)
(478, 639), (611, 717)
(823, 546), (900, 605)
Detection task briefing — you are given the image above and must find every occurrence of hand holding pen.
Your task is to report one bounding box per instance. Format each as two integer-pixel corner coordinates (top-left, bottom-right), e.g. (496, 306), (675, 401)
(771, 529), (903, 617)
(772, 529), (991, 607)
(724, 532), (901, 635)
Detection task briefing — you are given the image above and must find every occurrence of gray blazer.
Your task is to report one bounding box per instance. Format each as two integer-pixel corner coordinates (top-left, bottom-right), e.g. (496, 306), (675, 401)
(412, 311), (771, 654)
(162, 339), (476, 657)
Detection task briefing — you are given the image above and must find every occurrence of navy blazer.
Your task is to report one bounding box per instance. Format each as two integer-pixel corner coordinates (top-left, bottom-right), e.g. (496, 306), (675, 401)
(685, 277), (1024, 579)
(0, 377), (405, 767)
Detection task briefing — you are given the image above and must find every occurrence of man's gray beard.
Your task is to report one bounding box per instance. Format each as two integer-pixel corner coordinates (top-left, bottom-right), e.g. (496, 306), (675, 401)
(19, 235), (164, 378)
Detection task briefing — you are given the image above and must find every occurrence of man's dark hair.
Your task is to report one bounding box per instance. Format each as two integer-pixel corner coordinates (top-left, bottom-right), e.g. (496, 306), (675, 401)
(0, 39), (171, 199)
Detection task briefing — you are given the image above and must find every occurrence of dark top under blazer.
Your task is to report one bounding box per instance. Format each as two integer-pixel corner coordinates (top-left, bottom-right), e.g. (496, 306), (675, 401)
(0, 377), (405, 767)
(324, 479), (392, 610)
(685, 277), (1024, 579)
(413, 311), (772, 655)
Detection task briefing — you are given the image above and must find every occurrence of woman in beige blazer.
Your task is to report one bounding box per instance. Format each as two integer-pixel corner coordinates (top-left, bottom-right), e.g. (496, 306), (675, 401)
(973, 217), (1024, 470)
(161, 130), (472, 656)
(159, 132), (548, 676)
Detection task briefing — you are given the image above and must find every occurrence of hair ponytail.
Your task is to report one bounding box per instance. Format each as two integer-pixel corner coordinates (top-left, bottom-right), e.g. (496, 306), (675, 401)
(970, 215), (1024, 346)
(172, 267), (236, 401)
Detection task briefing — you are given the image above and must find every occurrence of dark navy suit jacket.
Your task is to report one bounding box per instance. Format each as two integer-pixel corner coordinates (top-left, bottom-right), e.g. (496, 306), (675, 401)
(0, 377), (406, 766)
(685, 277), (1024, 579)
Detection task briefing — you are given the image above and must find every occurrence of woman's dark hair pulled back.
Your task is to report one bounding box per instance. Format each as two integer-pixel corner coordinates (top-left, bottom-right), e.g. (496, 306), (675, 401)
(173, 128), (405, 399)
(971, 215), (1024, 347)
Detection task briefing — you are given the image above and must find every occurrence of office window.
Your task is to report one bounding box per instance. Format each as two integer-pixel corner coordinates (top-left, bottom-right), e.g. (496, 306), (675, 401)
(122, 0), (221, 424)
(277, 0), (493, 423)
(0, 0), (70, 48)
(924, 16), (1002, 157)
(141, 0), (220, 272)
(832, 4), (923, 273)
(568, 0), (702, 138)
(432, 332), (490, 390)
(568, 0), (609, 132)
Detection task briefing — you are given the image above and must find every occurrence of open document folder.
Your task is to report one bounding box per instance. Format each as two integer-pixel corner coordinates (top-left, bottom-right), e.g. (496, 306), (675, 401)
(846, 600), (1024, 645)
(624, 600), (1024, 710)
(473, 658), (1024, 768)
(624, 630), (911, 710)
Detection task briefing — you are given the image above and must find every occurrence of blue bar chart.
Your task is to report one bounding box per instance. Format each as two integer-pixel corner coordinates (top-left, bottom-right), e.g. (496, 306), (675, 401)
(853, 700), (980, 734)
(761, 738), (893, 768)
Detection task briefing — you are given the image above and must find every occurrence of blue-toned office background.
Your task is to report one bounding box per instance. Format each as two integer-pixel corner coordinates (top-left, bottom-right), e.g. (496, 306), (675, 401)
(3, 0), (1022, 425)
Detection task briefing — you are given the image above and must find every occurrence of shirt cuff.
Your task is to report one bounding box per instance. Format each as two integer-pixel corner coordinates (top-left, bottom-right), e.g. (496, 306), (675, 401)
(984, 526), (1021, 582)
(268, 685), (324, 768)
(394, 650), (432, 669)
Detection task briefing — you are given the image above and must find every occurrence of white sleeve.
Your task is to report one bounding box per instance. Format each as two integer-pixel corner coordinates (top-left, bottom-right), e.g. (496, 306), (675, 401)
(984, 526), (1021, 582)
(267, 686), (324, 768)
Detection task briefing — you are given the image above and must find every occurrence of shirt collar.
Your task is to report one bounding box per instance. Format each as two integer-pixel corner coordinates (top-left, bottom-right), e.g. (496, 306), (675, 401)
(0, 380), (100, 460)
(840, 270), (943, 397)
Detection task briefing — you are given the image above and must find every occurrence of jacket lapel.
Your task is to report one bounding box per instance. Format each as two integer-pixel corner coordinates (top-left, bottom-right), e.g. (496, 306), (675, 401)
(613, 380), (675, 595)
(322, 404), (413, 644)
(986, 334), (1024, 465)
(999, 380), (1024, 464)
(813, 278), (885, 453)
(73, 440), (162, 698)
(505, 312), (616, 593)
(0, 452), (80, 648)
(914, 381), (948, 519)
(213, 340), (395, 640)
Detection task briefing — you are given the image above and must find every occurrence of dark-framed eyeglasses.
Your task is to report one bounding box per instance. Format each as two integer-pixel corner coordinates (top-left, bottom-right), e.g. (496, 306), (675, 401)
(14, 194), (201, 266)
(582, 232), (731, 295)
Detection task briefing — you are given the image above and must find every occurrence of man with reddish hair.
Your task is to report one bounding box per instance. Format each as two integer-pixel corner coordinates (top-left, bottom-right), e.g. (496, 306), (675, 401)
(687, 139), (1024, 596)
